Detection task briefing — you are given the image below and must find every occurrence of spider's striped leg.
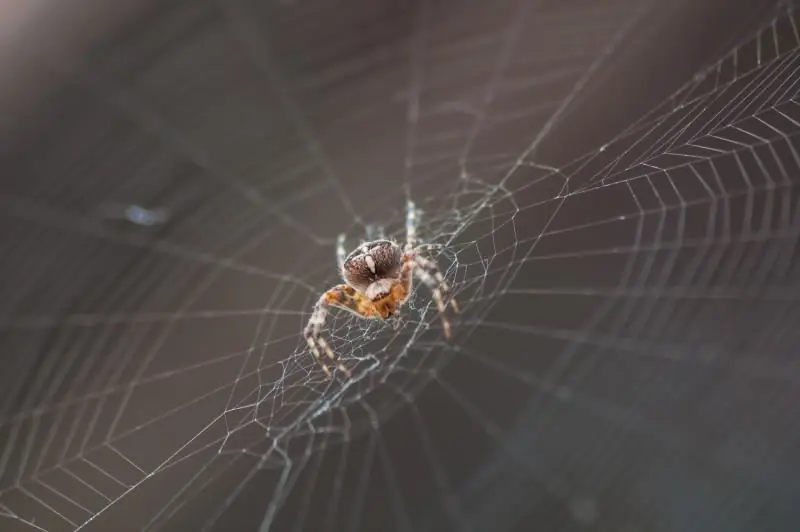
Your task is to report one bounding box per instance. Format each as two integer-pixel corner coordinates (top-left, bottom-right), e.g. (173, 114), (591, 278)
(304, 312), (335, 378)
(305, 285), (357, 378)
(405, 200), (418, 251)
(336, 234), (347, 271)
(305, 337), (333, 378)
(411, 256), (459, 339)
(414, 255), (459, 313)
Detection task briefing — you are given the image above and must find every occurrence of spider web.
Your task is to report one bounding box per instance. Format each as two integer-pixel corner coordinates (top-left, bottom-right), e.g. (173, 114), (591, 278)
(2, 0), (800, 531)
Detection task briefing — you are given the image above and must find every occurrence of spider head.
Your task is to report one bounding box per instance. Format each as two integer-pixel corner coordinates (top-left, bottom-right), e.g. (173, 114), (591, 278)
(341, 239), (403, 294)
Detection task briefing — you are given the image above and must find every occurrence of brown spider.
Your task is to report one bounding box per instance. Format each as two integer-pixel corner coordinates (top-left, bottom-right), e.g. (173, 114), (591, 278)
(304, 201), (459, 378)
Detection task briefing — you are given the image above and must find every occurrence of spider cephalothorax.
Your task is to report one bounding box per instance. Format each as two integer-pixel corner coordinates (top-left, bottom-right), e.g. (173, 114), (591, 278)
(303, 201), (459, 378)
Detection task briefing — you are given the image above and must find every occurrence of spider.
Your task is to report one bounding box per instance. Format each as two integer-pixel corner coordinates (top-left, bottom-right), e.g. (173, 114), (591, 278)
(304, 200), (459, 378)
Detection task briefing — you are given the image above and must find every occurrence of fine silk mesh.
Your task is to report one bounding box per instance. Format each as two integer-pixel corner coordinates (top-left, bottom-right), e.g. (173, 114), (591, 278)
(1, 1), (799, 531)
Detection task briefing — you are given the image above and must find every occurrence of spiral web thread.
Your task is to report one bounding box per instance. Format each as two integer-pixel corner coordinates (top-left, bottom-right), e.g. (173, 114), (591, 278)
(1, 1), (800, 531)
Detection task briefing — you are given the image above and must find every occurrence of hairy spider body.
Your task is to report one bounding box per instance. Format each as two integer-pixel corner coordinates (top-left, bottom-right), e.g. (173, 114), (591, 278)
(304, 202), (458, 378)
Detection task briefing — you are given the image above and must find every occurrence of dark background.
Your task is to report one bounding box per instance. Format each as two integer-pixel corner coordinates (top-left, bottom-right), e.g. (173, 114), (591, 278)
(2, 1), (799, 531)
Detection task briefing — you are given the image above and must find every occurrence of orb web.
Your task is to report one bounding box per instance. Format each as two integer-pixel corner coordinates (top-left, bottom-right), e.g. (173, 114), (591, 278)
(1, 1), (799, 531)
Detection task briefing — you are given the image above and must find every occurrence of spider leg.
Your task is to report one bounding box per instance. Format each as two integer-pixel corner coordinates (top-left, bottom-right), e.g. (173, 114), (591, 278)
(336, 233), (347, 271)
(413, 255), (459, 313)
(307, 336), (335, 379)
(305, 284), (382, 378)
(413, 266), (451, 338)
(410, 255), (459, 339)
(305, 285), (355, 378)
(405, 200), (418, 251)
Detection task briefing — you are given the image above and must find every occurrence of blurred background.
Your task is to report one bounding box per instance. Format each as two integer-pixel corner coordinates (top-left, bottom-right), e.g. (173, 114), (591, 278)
(2, 0), (799, 531)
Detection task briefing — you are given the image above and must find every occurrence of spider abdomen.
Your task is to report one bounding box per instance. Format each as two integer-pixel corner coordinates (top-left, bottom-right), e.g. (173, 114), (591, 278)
(341, 239), (403, 290)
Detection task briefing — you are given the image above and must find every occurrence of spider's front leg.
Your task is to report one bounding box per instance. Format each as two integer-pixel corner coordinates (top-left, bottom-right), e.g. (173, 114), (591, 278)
(305, 285), (354, 378)
(304, 284), (381, 378)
